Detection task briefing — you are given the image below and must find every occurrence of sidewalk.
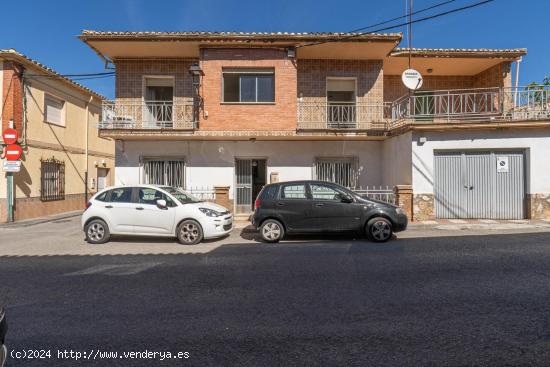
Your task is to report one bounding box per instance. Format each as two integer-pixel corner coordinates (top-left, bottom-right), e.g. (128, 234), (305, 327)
(409, 218), (550, 231)
(0, 210), (83, 228)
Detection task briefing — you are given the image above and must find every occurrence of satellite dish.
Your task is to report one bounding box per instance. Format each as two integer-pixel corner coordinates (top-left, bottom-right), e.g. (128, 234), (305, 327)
(402, 69), (423, 90)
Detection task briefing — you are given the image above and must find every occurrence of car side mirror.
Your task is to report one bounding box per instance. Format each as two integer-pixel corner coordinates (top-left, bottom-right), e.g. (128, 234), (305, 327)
(340, 195), (353, 203)
(156, 199), (167, 208)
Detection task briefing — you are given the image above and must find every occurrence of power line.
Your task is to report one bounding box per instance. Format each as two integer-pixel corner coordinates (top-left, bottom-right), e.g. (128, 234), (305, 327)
(347, 0), (457, 33)
(296, 0), (495, 49)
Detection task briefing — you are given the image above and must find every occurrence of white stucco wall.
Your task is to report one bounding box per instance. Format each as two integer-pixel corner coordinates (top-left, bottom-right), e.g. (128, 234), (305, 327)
(115, 140), (385, 199)
(412, 129), (550, 194)
(381, 131), (412, 186)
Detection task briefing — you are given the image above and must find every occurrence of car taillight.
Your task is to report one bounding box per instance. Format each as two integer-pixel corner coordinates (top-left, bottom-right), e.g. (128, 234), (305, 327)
(85, 202), (92, 211)
(255, 199), (261, 209)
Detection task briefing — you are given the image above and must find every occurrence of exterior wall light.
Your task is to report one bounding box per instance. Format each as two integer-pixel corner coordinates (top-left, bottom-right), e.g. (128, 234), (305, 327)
(188, 63), (204, 88)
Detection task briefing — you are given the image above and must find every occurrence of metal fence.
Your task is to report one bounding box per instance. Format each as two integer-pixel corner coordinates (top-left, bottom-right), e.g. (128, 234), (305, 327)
(99, 100), (196, 129)
(186, 186), (215, 201)
(391, 86), (550, 128)
(40, 158), (65, 201)
(143, 159), (185, 188)
(352, 186), (396, 205)
(298, 101), (390, 130)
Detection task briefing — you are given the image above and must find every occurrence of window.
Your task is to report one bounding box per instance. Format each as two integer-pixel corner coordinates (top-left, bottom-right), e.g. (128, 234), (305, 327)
(96, 191), (108, 202)
(44, 94), (65, 126)
(314, 157), (359, 188)
(144, 77), (174, 127)
(326, 78), (356, 128)
(310, 184), (346, 201)
(281, 184), (307, 199)
(108, 187), (133, 203)
(143, 159), (185, 187)
(259, 185), (278, 200)
(40, 158), (65, 201)
(223, 69), (275, 103)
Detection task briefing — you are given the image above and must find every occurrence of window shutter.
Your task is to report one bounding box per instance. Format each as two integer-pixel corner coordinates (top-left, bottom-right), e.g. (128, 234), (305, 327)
(45, 95), (64, 125)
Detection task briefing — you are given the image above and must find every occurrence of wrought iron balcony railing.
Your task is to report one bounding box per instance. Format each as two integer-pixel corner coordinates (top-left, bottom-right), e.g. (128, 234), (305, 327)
(390, 86), (550, 128)
(99, 100), (196, 129)
(297, 101), (391, 130)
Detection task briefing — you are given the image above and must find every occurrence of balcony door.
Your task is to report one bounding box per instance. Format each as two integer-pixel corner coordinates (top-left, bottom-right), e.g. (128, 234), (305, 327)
(144, 77), (174, 128)
(327, 78), (356, 128)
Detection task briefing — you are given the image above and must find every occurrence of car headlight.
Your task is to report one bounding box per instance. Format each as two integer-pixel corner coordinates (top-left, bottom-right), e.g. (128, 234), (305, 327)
(395, 207), (406, 215)
(199, 207), (223, 217)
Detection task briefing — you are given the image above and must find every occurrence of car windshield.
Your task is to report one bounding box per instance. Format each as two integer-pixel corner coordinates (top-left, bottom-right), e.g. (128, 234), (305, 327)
(161, 187), (203, 204)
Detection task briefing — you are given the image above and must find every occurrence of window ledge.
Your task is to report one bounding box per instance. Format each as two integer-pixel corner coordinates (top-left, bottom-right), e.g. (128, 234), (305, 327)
(220, 102), (276, 105)
(44, 120), (66, 128)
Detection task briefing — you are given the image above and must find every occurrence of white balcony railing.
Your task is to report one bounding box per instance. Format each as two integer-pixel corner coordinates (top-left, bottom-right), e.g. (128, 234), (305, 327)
(297, 101), (391, 130)
(99, 100), (196, 129)
(390, 86), (550, 128)
(98, 87), (549, 133)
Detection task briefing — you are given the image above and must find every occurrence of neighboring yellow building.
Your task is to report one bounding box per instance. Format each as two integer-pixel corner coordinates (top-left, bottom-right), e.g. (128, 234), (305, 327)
(0, 49), (114, 222)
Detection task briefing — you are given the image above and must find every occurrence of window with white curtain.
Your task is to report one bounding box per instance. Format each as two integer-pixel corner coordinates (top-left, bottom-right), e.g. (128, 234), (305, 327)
(44, 94), (66, 126)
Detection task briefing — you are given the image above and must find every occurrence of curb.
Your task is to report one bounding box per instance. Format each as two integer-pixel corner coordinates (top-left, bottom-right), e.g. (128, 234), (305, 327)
(0, 210), (83, 228)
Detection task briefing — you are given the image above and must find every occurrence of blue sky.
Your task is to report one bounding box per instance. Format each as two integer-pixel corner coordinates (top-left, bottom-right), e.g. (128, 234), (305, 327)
(1, 0), (547, 99)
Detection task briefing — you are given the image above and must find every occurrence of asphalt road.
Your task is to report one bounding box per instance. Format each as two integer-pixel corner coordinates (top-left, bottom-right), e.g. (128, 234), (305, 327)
(2, 225), (550, 366)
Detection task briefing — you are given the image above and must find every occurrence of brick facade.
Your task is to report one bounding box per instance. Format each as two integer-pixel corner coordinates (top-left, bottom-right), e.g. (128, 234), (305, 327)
(199, 48), (297, 131)
(115, 58), (195, 102)
(113, 55), (513, 132)
(1, 61), (24, 135)
(297, 59), (383, 102)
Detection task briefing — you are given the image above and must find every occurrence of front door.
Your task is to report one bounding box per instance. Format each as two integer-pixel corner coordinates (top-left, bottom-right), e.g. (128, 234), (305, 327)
(97, 168), (109, 191)
(308, 183), (361, 231)
(235, 159), (266, 214)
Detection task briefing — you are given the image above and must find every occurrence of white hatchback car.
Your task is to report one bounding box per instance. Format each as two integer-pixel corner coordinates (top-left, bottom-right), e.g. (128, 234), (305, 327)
(82, 185), (233, 245)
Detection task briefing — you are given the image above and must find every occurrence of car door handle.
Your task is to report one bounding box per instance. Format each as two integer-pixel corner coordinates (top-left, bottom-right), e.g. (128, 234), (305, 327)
(315, 203), (325, 207)
(276, 203), (285, 206)
(105, 205), (113, 209)
(136, 207), (144, 210)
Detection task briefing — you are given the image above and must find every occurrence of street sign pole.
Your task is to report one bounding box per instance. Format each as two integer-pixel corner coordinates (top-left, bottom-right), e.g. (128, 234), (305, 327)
(3, 125), (20, 222)
(7, 172), (13, 223)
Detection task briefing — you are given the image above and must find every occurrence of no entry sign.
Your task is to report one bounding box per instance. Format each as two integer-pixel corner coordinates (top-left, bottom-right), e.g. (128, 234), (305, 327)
(5, 144), (22, 161)
(2, 128), (18, 145)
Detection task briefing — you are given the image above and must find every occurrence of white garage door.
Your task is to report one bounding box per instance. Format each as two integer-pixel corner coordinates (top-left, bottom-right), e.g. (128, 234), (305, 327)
(434, 151), (525, 219)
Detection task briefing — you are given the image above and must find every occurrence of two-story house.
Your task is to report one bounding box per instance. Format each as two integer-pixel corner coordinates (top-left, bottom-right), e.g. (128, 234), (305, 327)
(79, 31), (550, 221)
(1, 49), (114, 222)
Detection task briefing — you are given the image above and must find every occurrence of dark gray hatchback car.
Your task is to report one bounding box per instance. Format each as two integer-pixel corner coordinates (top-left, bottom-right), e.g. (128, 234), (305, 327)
(252, 180), (408, 243)
(0, 307), (6, 367)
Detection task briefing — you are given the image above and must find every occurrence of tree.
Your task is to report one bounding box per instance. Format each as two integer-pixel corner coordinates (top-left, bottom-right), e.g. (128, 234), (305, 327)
(526, 76), (549, 104)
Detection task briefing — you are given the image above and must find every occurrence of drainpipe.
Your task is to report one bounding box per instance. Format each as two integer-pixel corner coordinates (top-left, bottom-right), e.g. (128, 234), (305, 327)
(514, 57), (522, 108)
(84, 95), (93, 204)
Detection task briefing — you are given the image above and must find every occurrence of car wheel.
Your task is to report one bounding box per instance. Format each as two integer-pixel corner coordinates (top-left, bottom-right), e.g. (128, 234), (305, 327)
(177, 220), (203, 245)
(260, 219), (284, 243)
(85, 219), (110, 244)
(366, 217), (393, 243)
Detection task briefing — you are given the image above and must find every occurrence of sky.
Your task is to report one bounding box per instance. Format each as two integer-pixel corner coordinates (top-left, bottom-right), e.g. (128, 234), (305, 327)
(1, 0), (548, 99)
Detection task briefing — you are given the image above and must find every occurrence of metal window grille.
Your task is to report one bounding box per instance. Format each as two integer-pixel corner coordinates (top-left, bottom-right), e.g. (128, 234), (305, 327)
(143, 159), (185, 188)
(40, 158), (65, 201)
(314, 157), (359, 188)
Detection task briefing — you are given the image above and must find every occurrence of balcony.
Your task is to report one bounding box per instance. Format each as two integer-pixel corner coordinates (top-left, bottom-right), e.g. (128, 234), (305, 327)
(390, 86), (550, 129)
(99, 100), (196, 129)
(297, 101), (391, 131)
